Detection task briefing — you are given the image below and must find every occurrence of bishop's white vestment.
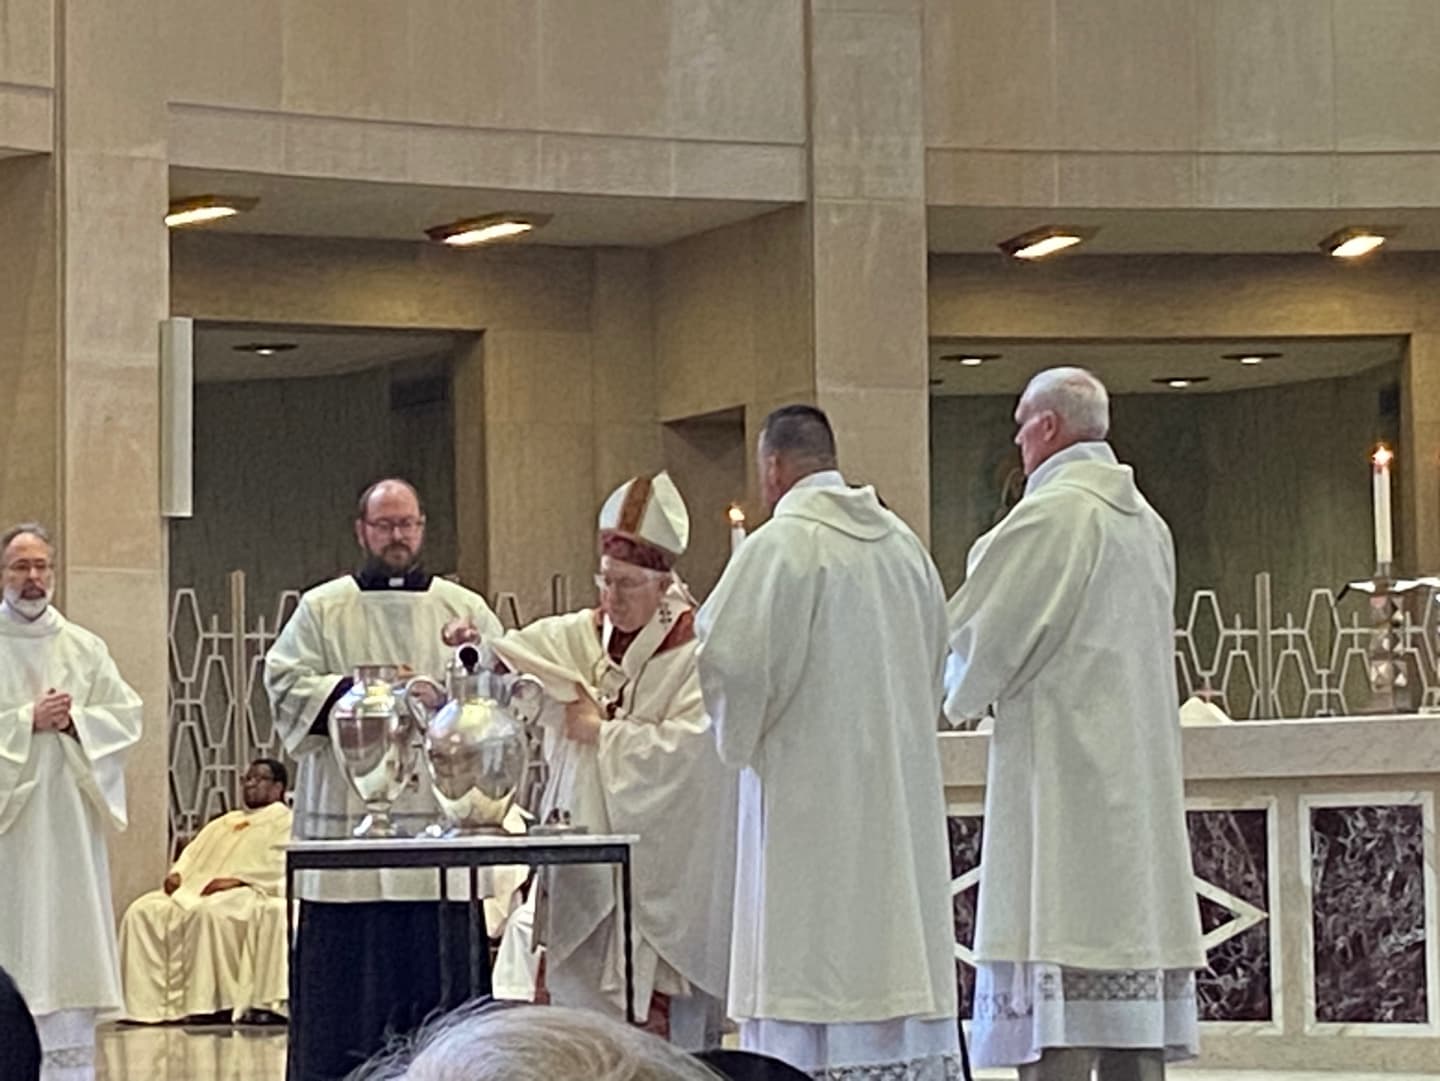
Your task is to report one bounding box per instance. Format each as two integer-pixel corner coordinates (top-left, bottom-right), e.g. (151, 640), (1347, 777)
(490, 579), (736, 1049)
(0, 601), (142, 1077)
(945, 442), (1206, 1068)
(695, 472), (962, 1078)
(119, 801), (293, 1022)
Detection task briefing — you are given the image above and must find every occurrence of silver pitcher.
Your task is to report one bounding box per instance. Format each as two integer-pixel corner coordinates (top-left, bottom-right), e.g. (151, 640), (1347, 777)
(329, 664), (420, 838)
(406, 646), (545, 834)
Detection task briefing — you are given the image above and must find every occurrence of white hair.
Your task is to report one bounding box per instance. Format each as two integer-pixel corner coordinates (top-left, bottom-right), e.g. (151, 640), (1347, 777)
(352, 1003), (723, 1081)
(1020, 367), (1110, 439)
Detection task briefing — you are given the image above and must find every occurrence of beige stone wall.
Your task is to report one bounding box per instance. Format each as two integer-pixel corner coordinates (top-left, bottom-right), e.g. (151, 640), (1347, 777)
(930, 252), (1440, 570)
(165, 0), (805, 142)
(163, 0), (807, 201)
(0, 0), (53, 151)
(171, 233), (663, 621)
(925, 0), (1440, 209)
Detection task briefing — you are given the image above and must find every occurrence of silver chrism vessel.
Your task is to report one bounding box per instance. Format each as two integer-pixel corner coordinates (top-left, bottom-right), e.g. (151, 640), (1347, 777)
(406, 646), (545, 835)
(329, 665), (421, 838)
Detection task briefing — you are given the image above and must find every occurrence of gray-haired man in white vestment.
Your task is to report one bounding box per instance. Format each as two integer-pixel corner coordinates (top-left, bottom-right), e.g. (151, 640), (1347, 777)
(945, 368), (1206, 1081)
(0, 522), (143, 1081)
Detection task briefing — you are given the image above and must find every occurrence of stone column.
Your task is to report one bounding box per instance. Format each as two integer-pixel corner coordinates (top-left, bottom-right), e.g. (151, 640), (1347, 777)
(0, 155), (59, 528)
(807, 0), (930, 539)
(55, 0), (172, 913)
(482, 329), (597, 621)
(591, 249), (664, 503)
(1402, 333), (1440, 571)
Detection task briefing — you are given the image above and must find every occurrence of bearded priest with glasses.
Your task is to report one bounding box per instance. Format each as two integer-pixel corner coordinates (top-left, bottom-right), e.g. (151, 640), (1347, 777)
(449, 472), (737, 1051)
(264, 478), (503, 1081)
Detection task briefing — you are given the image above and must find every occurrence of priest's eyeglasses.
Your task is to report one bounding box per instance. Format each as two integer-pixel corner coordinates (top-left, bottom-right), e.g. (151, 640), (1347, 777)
(4, 559), (53, 576)
(364, 517), (425, 536)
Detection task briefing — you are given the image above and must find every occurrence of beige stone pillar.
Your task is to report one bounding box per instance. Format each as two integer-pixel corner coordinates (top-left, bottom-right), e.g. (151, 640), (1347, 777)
(591, 250), (663, 503)
(55, 0), (172, 913)
(807, 0), (930, 539)
(1402, 333), (1440, 571)
(453, 338), (489, 593)
(0, 155), (60, 528)
(483, 329), (597, 621)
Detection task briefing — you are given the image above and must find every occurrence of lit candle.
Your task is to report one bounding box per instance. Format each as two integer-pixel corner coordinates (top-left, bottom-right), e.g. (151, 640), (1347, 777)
(728, 505), (747, 554)
(1373, 444), (1394, 569)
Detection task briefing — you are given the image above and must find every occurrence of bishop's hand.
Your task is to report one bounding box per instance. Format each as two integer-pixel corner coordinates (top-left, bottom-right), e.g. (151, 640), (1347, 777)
(33, 689), (73, 731)
(163, 873), (182, 895)
(442, 618), (481, 647)
(564, 687), (603, 745)
(200, 877), (245, 897)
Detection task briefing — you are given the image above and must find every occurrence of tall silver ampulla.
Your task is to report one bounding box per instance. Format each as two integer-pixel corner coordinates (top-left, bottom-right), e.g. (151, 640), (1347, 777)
(329, 664), (420, 838)
(407, 646), (544, 835)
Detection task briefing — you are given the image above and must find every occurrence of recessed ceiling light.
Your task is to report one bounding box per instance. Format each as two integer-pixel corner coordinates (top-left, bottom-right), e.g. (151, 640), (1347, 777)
(426, 212), (552, 247)
(939, 353), (1002, 367)
(1321, 227), (1392, 259)
(1221, 351), (1283, 366)
(166, 195), (258, 228)
(233, 342), (297, 356)
(1153, 376), (1211, 389)
(998, 226), (1094, 260)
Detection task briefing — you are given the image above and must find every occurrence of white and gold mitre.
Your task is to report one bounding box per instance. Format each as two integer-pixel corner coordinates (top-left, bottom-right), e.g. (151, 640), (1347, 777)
(598, 471), (690, 559)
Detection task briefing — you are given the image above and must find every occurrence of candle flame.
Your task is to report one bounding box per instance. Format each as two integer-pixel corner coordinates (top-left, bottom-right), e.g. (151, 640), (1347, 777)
(1373, 444), (1395, 467)
(727, 505), (746, 526)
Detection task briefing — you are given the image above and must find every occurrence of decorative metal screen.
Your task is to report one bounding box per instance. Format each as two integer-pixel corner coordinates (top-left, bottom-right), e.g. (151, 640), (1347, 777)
(167, 573), (300, 846)
(170, 572), (1440, 843)
(1173, 573), (1440, 719)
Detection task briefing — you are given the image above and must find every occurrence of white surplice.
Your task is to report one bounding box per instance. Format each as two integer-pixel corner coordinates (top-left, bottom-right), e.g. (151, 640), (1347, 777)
(944, 442), (1205, 1068)
(119, 801), (293, 1022)
(0, 600), (142, 1061)
(264, 574), (502, 900)
(695, 473), (961, 1078)
(489, 581), (737, 1032)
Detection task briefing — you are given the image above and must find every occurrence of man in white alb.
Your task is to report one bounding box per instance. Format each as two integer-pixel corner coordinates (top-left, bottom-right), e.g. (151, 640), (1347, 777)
(119, 757), (293, 1023)
(0, 522), (143, 1080)
(945, 368), (1205, 1081)
(695, 406), (962, 1079)
(265, 478), (503, 1081)
(453, 472), (736, 1049)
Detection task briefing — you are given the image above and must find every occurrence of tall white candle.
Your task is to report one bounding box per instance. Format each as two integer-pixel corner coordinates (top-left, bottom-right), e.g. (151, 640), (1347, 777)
(728, 505), (747, 554)
(1373, 445), (1394, 568)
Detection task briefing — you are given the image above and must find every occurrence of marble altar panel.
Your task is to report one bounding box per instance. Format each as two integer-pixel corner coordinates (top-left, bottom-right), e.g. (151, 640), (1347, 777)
(1188, 804), (1277, 1026)
(946, 807), (983, 1018)
(1302, 793), (1436, 1032)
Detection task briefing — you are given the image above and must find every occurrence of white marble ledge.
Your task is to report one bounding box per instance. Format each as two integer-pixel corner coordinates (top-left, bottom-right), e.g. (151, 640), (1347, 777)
(939, 714), (1440, 789)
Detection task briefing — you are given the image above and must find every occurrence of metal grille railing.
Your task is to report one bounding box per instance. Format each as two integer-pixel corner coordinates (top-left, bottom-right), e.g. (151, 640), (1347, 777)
(170, 571), (1440, 842)
(1173, 572), (1440, 719)
(166, 572), (299, 846)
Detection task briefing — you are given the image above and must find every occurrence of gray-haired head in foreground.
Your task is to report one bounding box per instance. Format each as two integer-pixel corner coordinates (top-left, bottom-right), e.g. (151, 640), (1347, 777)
(1, 522), (53, 561)
(1020, 366), (1110, 440)
(351, 1003), (724, 1081)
